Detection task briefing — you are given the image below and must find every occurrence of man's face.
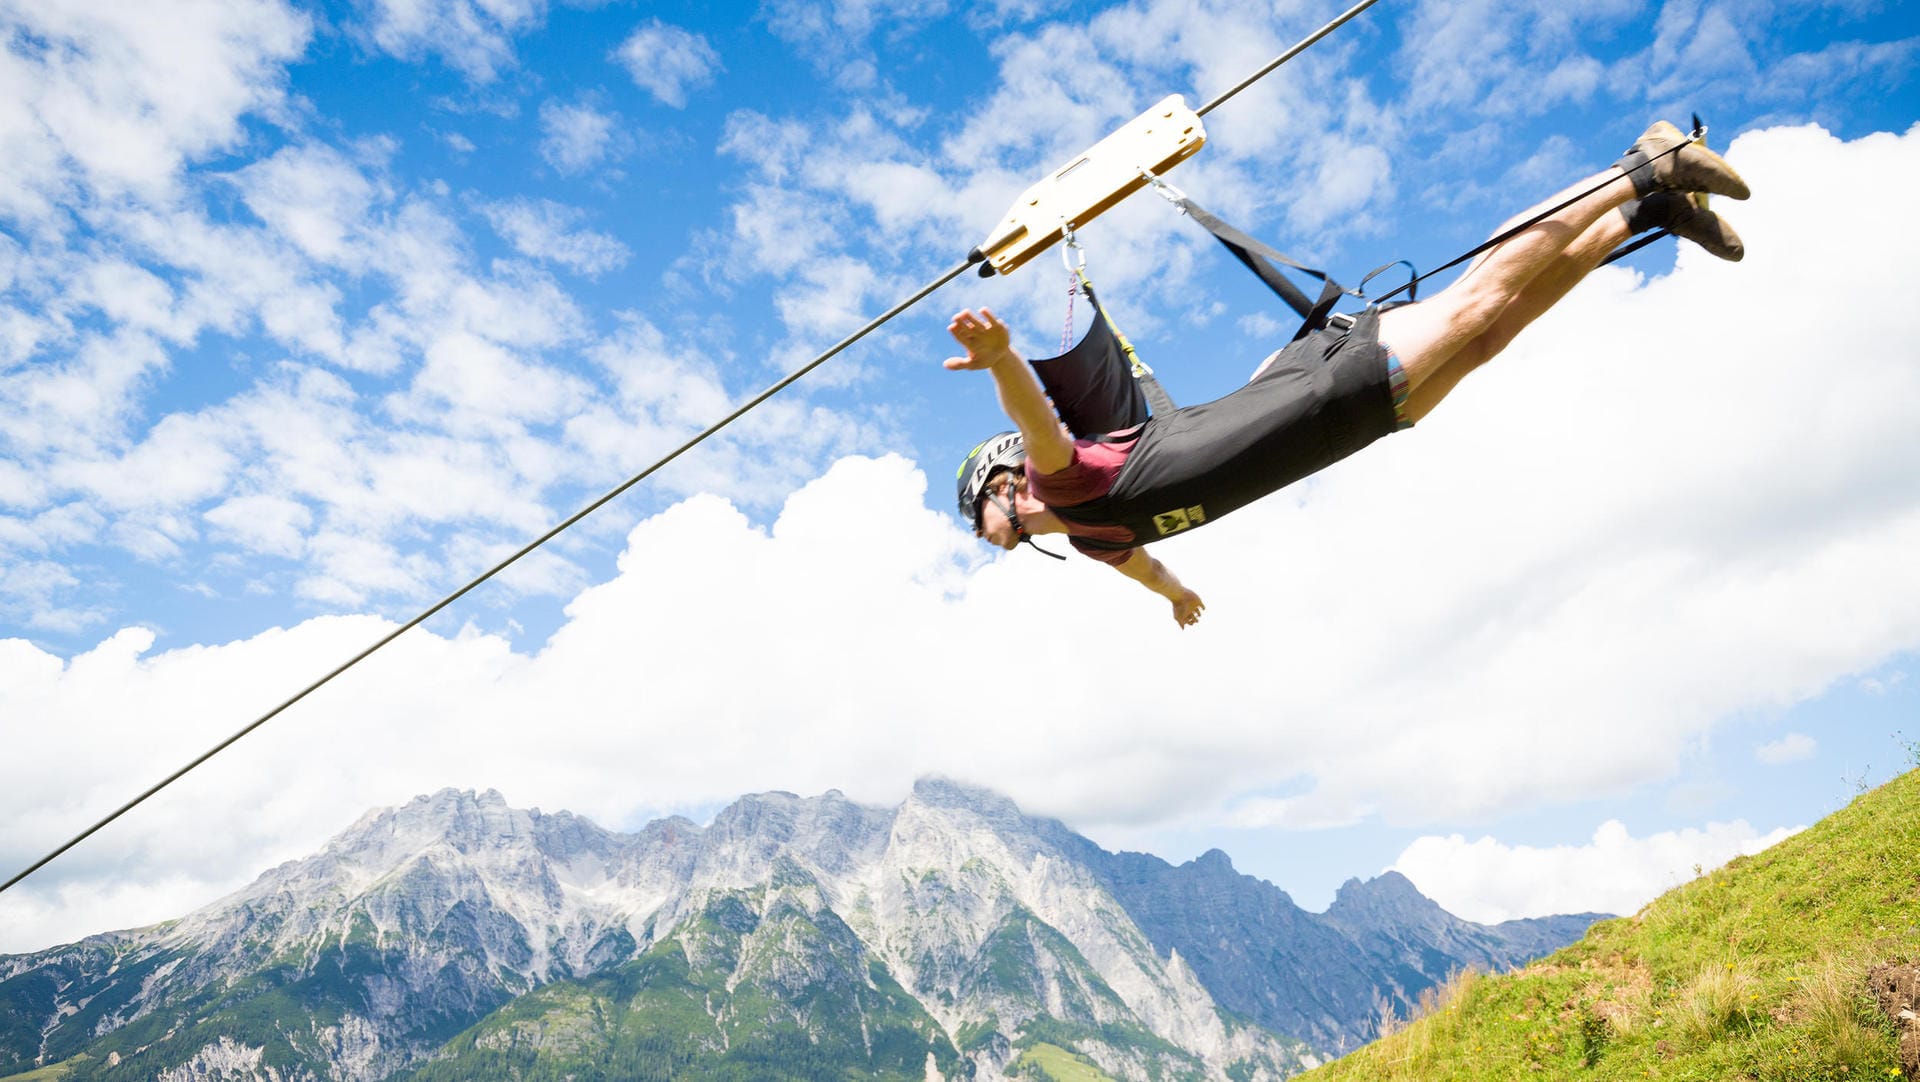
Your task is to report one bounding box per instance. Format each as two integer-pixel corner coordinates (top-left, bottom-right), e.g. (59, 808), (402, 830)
(974, 475), (1020, 550)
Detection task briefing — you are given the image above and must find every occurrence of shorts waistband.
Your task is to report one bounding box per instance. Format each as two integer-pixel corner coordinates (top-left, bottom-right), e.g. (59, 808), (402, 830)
(1385, 350), (1413, 430)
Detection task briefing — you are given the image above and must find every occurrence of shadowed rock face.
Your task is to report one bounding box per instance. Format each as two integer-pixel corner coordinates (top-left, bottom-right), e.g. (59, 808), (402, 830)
(1071, 849), (1608, 1055)
(1870, 962), (1920, 1080)
(0, 780), (1604, 1080)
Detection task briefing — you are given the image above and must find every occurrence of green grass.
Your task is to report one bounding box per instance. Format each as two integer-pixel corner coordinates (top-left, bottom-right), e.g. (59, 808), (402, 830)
(1299, 768), (1920, 1082)
(0, 1054), (88, 1081)
(1013, 1041), (1119, 1081)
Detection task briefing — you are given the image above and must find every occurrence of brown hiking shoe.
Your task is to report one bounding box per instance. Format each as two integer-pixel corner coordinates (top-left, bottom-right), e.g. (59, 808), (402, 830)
(1621, 192), (1745, 261)
(1616, 120), (1750, 200)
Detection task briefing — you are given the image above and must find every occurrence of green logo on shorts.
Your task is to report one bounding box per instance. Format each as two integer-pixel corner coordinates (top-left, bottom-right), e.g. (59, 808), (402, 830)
(1153, 505), (1207, 536)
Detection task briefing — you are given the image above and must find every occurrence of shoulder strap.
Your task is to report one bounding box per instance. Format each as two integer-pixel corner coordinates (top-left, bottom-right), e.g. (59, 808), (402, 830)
(1081, 276), (1176, 417)
(1147, 180), (1348, 342)
(1177, 197), (1347, 341)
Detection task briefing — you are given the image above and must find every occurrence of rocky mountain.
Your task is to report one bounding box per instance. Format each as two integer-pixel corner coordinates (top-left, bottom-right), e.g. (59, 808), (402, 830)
(0, 780), (1603, 1081)
(1083, 849), (1602, 1054)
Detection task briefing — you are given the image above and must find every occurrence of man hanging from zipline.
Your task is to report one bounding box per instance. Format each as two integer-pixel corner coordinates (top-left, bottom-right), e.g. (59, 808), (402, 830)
(949, 120), (1749, 628)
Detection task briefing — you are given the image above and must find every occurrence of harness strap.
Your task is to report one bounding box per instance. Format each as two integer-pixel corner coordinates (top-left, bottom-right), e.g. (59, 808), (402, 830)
(1160, 194), (1348, 341)
(1077, 272), (1177, 415)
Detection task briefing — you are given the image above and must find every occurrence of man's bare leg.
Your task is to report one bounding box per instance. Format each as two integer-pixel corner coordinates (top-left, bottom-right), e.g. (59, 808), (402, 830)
(1378, 120), (1748, 421)
(1377, 167), (1638, 409)
(1399, 208), (1631, 421)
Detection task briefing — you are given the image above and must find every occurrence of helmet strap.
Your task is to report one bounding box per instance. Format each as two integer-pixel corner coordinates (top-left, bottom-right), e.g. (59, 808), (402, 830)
(1022, 535), (1069, 560)
(983, 489), (1068, 561)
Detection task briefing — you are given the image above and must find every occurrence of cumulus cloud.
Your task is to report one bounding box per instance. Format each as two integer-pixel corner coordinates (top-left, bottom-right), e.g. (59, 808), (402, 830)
(763, 0), (950, 85)
(1393, 0), (1632, 120)
(1756, 732), (1816, 765)
(481, 198), (630, 275)
(351, 0), (545, 82)
(1392, 818), (1801, 924)
(538, 99), (617, 176)
(234, 143), (384, 267)
(614, 20), (721, 108)
(0, 0), (310, 218)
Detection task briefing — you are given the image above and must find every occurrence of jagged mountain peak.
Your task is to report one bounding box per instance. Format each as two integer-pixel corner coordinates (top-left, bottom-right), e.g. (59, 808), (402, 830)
(901, 775), (1087, 863)
(909, 774), (1026, 818)
(311, 786), (623, 878)
(699, 785), (896, 882)
(1189, 847), (1238, 873)
(1327, 870), (1442, 922)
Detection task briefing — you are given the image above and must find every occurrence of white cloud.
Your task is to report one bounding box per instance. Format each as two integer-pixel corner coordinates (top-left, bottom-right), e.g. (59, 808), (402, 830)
(614, 20), (721, 108)
(352, 0), (545, 82)
(0, 329), (172, 463)
(1860, 671), (1906, 696)
(234, 143), (383, 267)
(481, 198), (630, 275)
(204, 494), (313, 557)
(1287, 135), (1392, 231)
(763, 0), (951, 85)
(0, 0), (310, 217)
(1394, 0), (1635, 120)
(1756, 732), (1816, 765)
(538, 99), (617, 176)
(396, 332), (589, 432)
(0, 559), (97, 634)
(1392, 818), (1801, 924)
(59, 410), (238, 514)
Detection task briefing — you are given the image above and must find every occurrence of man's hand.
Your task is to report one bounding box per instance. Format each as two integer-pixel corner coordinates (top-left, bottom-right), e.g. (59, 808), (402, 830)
(945, 308), (1015, 371)
(943, 307), (1073, 473)
(1114, 549), (1205, 629)
(1172, 589), (1205, 630)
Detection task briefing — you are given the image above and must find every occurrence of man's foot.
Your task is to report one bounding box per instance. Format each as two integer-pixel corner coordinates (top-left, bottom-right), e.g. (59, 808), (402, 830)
(1616, 120), (1750, 200)
(1620, 192), (1745, 261)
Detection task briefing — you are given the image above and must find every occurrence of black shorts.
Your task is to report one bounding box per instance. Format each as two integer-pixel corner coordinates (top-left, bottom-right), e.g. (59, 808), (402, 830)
(1099, 307), (1401, 529)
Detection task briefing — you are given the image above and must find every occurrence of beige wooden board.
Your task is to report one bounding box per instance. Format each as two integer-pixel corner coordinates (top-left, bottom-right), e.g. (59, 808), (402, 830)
(976, 95), (1206, 277)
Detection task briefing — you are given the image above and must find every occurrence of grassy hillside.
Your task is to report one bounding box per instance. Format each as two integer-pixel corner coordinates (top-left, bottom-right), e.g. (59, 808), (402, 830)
(1299, 768), (1920, 1082)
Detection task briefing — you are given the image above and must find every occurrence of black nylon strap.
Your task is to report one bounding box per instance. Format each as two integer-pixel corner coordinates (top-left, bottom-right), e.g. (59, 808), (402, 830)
(1172, 197), (1348, 339)
(1176, 199), (1321, 316)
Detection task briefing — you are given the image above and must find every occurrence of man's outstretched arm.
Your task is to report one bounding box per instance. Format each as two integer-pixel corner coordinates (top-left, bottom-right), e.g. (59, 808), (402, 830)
(945, 308), (1073, 473)
(1113, 548), (1206, 629)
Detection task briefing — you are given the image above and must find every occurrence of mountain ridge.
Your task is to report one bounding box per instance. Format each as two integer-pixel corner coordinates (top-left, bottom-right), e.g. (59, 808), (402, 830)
(0, 779), (1603, 1081)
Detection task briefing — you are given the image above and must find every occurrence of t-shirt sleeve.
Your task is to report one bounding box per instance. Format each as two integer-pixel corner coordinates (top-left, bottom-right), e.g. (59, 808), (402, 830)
(1027, 435), (1141, 563)
(1027, 433), (1135, 505)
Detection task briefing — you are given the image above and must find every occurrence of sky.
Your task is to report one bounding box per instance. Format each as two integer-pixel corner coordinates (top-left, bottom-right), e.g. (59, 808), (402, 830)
(2, 0), (1918, 954)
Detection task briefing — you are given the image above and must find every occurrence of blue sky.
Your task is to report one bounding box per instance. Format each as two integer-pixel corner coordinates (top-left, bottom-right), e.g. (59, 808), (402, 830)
(2, 0), (1918, 952)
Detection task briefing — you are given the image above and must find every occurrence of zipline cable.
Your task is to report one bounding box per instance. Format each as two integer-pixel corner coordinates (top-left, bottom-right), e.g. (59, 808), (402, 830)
(0, 255), (982, 897)
(1, 0), (1389, 897)
(1196, 0), (1382, 117)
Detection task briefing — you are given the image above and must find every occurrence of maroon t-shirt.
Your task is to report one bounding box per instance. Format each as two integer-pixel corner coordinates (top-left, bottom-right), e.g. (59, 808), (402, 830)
(1026, 429), (1142, 565)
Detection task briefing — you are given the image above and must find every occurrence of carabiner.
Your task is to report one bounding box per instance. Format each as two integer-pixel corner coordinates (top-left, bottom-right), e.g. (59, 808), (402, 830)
(1060, 219), (1087, 274)
(1139, 166), (1190, 209)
